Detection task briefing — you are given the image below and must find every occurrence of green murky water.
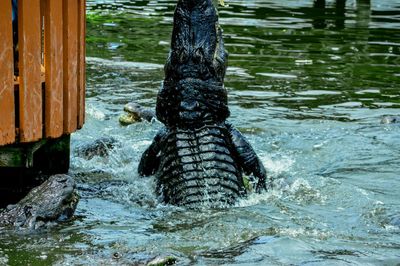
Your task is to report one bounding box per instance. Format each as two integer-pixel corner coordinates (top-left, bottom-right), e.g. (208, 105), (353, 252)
(1, 0), (400, 265)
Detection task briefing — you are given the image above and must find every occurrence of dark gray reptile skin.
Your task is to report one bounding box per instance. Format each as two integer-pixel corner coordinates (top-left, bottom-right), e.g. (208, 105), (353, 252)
(138, 0), (268, 207)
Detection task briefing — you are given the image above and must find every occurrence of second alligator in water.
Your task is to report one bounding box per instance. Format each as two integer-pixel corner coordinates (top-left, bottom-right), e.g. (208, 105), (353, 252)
(0, 174), (78, 230)
(138, 0), (269, 207)
(119, 102), (155, 125)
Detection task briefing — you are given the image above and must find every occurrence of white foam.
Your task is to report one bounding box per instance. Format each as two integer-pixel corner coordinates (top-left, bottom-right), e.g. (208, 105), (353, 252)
(261, 155), (294, 176)
(86, 105), (106, 121)
(87, 57), (163, 70)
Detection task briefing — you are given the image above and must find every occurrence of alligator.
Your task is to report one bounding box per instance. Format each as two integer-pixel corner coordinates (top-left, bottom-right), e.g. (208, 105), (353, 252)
(138, 0), (269, 207)
(0, 174), (78, 230)
(119, 102), (155, 125)
(381, 116), (400, 124)
(75, 136), (119, 160)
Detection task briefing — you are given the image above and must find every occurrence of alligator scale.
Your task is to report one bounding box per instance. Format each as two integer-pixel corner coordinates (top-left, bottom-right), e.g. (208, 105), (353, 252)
(138, 0), (268, 207)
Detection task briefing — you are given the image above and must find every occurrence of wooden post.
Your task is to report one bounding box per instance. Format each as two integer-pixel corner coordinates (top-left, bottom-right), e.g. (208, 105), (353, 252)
(63, 0), (78, 133)
(77, 0), (86, 128)
(18, 0), (43, 143)
(0, 1), (16, 146)
(1, 0), (85, 147)
(44, 0), (64, 138)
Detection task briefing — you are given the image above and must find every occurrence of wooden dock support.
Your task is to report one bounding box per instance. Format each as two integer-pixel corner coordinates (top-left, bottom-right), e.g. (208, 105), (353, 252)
(18, 0), (43, 143)
(44, 0), (64, 138)
(0, 0), (86, 174)
(0, 1), (16, 146)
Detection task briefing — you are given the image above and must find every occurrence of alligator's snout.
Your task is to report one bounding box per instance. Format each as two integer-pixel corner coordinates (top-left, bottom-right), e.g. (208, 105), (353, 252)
(164, 0), (227, 84)
(179, 0), (210, 10)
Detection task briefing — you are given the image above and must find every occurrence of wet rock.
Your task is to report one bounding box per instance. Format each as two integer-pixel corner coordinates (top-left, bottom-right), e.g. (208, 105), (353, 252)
(75, 137), (119, 160)
(119, 102), (155, 125)
(0, 174), (79, 230)
(381, 116), (400, 124)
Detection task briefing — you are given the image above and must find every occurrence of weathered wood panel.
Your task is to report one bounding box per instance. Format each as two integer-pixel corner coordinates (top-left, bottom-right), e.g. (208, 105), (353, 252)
(77, 0), (86, 128)
(0, 1), (16, 145)
(63, 0), (78, 133)
(18, 0), (43, 143)
(44, 0), (64, 138)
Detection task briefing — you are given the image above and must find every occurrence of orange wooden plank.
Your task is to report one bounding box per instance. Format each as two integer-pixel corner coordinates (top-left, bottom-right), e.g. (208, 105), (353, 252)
(0, 1), (16, 145)
(44, 0), (64, 138)
(18, 0), (43, 143)
(63, 0), (78, 133)
(77, 0), (86, 128)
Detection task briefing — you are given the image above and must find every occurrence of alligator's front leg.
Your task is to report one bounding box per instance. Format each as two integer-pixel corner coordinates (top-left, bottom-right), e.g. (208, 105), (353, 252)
(138, 128), (167, 176)
(227, 124), (269, 192)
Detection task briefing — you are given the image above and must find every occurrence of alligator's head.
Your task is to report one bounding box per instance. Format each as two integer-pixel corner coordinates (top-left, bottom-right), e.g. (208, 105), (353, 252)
(0, 174), (79, 230)
(156, 0), (230, 128)
(164, 0), (227, 82)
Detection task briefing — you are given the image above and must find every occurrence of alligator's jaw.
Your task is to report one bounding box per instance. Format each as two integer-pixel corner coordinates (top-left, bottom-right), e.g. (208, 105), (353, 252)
(165, 0), (227, 82)
(156, 0), (229, 128)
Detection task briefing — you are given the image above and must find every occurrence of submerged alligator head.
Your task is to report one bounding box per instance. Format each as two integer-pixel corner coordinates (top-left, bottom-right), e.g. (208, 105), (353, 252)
(0, 174), (79, 230)
(139, 0), (268, 207)
(381, 116), (400, 124)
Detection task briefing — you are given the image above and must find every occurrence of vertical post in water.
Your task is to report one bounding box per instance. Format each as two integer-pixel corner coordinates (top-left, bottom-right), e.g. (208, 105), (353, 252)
(18, 0), (43, 142)
(312, 0), (326, 29)
(62, 0), (78, 134)
(44, 0), (64, 138)
(335, 0), (346, 29)
(77, 0), (86, 128)
(0, 1), (16, 145)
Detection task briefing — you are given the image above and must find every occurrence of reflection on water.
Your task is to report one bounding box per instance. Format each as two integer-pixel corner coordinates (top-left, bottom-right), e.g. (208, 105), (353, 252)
(1, 0), (400, 265)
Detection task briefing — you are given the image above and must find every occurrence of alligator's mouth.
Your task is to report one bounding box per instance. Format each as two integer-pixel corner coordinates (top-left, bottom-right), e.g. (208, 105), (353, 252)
(47, 176), (79, 221)
(156, 0), (229, 127)
(163, 0), (226, 77)
(56, 190), (79, 221)
(31, 176), (79, 225)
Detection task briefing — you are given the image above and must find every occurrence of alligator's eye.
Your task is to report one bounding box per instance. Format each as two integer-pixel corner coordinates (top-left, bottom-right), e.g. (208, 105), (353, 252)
(179, 47), (189, 63)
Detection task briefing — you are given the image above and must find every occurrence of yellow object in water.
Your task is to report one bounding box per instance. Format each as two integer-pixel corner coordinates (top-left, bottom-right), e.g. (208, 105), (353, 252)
(243, 175), (253, 192)
(119, 113), (139, 125)
(213, 0), (226, 7)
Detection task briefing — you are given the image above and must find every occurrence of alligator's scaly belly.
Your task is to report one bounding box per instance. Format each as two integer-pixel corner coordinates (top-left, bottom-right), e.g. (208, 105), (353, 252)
(157, 125), (244, 207)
